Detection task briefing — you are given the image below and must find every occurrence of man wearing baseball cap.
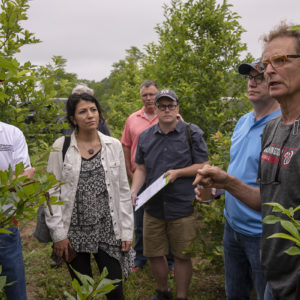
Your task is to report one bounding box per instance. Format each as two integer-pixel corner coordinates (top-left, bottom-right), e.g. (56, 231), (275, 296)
(196, 62), (280, 300)
(131, 89), (208, 300)
(121, 81), (175, 273)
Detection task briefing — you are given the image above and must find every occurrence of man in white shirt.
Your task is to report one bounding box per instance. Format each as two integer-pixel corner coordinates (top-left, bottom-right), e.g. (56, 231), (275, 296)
(0, 121), (33, 300)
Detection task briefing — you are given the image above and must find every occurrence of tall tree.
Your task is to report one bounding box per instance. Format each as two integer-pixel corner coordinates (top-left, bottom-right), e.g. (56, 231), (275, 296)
(0, 0), (76, 149)
(142, 0), (252, 141)
(101, 47), (145, 138)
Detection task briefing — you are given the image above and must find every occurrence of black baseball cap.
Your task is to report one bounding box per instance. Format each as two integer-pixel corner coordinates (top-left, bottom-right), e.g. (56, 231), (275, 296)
(155, 89), (178, 103)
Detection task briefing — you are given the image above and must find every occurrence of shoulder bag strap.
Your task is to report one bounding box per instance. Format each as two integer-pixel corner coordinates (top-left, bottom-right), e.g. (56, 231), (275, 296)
(62, 135), (71, 162)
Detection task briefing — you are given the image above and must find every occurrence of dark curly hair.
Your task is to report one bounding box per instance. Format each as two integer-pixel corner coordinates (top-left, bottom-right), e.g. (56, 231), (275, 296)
(66, 93), (105, 129)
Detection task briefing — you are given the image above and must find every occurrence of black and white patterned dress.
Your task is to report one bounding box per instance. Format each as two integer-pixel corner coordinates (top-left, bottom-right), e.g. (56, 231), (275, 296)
(68, 149), (134, 278)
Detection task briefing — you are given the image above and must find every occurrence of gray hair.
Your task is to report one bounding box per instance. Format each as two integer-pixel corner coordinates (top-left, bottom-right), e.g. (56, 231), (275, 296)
(262, 21), (300, 54)
(139, 80), (158, 94)
(72, 83), (94, 96)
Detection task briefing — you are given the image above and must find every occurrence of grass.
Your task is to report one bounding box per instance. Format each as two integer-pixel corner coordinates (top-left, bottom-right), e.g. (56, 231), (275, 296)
(21, 221), (225, 299)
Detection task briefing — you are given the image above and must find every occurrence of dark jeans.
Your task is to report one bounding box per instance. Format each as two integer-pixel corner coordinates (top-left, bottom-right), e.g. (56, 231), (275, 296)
(134, 206), (174, 269)
(223, 221), (266, 300)
(67, 249), (124, 300)
(0, 226), (27, 300)
(134, 206), (148, 267)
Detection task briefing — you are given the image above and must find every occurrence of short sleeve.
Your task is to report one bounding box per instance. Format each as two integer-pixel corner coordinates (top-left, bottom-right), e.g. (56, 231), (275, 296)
(13, 129), (31, 169)
(135, 134), (145, 165)
(121, 118), (132, 147)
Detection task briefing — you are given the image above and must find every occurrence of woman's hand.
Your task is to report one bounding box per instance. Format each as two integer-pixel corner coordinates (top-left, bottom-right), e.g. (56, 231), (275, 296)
(53, 238), (72, 261)
(131, 192), (138, 207)
(121, 241), (132, 252)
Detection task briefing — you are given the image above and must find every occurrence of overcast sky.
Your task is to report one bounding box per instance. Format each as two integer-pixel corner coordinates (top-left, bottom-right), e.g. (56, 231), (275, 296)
(16, 0), (300, 81)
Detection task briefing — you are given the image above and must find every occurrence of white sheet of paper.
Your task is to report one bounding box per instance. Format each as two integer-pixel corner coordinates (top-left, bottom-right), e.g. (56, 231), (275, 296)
(135, 174), (169, 211)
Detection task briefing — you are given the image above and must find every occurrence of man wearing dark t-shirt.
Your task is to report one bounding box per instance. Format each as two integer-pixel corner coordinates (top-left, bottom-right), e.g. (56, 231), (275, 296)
(194, 22), (300, 300)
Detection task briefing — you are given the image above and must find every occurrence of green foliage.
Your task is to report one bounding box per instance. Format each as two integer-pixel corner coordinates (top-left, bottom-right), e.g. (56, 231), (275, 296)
(91, 0), (253, 266)
(0, 54), (73, 150)
(37, 55), (78, 98)
(0, 0), (77, 149)
(101, 47), (144, 138)
(0, 264), (15, 299)
(0, 0), (40, 57)
(142, 0), (251, 140)
(0, 0), (264, 291)
(0, 162), (61, 296)
(22, 238), (225, 299)
(289, 25), (300, 31)
(263, 203), (300, 255)
(64, 266), (120, 300)
(209, 130), (231, 169)
(0, 162), (61, 232)
(194, 199), (225, 270)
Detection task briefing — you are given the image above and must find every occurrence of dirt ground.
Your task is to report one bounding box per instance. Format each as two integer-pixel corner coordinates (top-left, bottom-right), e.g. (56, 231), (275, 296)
(20, 221), (39, 300)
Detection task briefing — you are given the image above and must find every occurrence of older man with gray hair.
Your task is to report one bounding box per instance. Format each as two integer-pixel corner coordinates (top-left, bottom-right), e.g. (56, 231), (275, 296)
(195, 22), (300, 300)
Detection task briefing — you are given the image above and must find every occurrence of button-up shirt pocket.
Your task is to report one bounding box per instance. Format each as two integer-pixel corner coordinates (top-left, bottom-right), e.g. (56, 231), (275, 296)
(109, 160), (120, 180)
(62, 163), (74, 181)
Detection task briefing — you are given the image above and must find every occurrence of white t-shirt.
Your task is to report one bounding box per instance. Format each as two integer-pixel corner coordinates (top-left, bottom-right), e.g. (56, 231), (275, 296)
(0, 122), (31, 171)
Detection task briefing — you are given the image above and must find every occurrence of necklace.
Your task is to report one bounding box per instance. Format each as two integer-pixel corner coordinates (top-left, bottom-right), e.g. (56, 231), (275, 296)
(76, 136), (101, 157)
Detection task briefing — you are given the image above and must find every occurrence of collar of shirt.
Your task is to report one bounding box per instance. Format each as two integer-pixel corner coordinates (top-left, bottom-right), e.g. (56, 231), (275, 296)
(153, 117), (183, 134)
(136, 106), (157, 122)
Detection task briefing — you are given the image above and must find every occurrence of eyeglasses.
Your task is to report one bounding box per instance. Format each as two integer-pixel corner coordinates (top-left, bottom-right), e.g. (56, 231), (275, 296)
(256, 55), (300, 72)
(156, 104), (178, 111)
(244, 73), (265, 85)
(142, 93), (156, 98)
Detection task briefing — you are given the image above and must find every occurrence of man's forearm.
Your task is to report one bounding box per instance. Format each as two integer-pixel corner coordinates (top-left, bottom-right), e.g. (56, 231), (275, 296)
(131, 164), (146, 195)
(176, 162), (208, 178)
(225, 174), (261, 211)
(165, 162), (208, 183)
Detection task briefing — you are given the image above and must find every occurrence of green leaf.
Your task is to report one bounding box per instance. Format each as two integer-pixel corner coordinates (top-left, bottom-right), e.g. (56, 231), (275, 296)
(267, 233), (299, 244)
(71, 278), (81, 292)
(292, 205), (300, 214)
(14, 162), (24, 178)
(71, 266), (95, 287)
(95, 278), (121, 293)
(264, 202), (284, 212)
(285, 246), (300, 255)
(0, 228), (14, 234)
(262, 215), (281, 224)
(280, 220), (300, 240)
(23, 182), (40, 196)
(0, 276), (6, 291)
(288, 25), (300, 31)
(98, 266), (108, 281)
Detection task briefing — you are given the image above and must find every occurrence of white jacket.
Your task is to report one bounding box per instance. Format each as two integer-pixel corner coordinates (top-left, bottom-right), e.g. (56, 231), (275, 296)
(46, 131), (133, 243)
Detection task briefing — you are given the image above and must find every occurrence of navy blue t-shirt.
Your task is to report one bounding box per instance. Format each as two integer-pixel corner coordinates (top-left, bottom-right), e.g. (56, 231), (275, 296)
(135, 119), (208, 219)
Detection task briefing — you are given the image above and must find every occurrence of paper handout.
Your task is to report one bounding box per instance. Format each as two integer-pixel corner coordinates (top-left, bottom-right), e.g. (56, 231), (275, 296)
(135, 174), (169, 211)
